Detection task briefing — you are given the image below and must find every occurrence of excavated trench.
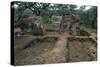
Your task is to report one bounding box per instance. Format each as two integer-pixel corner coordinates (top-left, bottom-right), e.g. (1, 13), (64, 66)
(14, 36), (58, 65)
(14, 31), (97, 65)
(66, 37), (97, 62)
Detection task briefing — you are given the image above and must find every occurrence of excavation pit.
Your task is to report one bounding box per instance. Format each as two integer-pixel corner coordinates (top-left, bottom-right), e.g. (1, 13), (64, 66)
(14, 35), (97, 65)
(14, 36), (58, 65)
(66, 37), (97, 62)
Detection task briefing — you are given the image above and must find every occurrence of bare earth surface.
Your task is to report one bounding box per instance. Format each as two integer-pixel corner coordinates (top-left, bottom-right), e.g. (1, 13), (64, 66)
(14, 32), (97, 65)
(15, 32), (70, 65)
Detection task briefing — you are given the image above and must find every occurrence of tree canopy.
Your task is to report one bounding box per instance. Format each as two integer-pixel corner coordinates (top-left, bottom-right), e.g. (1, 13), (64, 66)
(12, 1), (97, 29)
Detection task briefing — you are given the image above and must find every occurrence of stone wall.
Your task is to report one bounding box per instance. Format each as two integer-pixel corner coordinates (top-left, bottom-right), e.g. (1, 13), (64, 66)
(59, 13), (80, 36)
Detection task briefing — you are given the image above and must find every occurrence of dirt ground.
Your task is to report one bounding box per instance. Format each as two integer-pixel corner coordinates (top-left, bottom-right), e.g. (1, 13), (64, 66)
(67, 37), (97, 62)
(14, 32), (97, 65)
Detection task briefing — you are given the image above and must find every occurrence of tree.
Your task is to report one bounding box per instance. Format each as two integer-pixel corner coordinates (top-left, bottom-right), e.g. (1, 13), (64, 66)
(13, 1), (97, 29)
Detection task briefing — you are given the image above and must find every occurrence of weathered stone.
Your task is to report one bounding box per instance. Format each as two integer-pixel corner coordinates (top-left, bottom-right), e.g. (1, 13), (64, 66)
(19, 16), (46, 35)
(59, 13), (80, 36)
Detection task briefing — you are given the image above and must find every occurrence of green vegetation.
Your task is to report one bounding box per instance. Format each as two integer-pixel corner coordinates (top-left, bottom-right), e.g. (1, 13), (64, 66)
(12, 1), (97, 29)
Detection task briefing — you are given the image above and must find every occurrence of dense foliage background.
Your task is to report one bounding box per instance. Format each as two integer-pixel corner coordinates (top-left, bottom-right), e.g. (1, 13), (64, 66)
(12, 1), (97, 29)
